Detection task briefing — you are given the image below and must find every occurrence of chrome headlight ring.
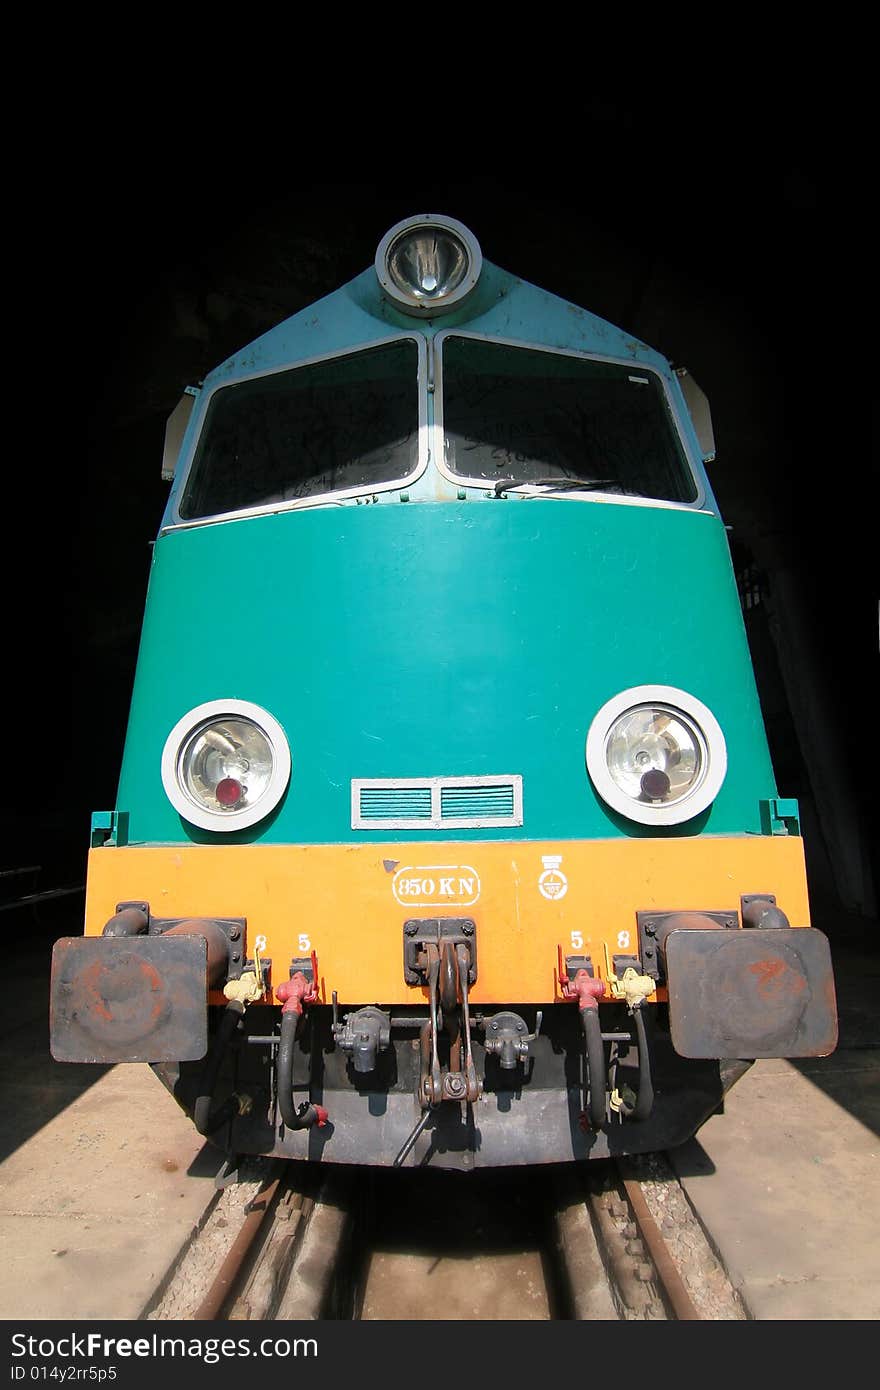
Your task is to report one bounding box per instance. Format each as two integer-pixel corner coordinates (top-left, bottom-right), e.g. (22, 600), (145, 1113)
(161, 699), (291, 832)
(585, 685), (727, 826)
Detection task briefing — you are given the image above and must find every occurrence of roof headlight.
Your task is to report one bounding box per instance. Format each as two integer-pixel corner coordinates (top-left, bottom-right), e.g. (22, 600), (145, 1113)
(161, 699), (291, 831)
(586, 686), (727, 826)
(375, 214), (482, 316)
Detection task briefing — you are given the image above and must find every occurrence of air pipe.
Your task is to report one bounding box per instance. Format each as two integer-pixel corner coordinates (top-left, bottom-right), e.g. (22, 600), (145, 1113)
(567, 971), (607, 1131)
(275, 973), (329, 1132)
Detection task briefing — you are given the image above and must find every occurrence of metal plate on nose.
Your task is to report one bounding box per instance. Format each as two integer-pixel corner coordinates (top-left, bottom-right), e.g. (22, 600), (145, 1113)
(49, 935), (209, 1063)
(665, 926), (838, 1059)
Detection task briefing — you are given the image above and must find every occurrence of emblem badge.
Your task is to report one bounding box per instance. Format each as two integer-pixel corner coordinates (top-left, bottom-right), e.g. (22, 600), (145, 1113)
(538, 854), (568, 901)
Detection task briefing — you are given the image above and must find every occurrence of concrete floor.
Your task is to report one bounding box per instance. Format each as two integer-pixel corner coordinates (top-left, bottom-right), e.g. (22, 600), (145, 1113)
(0, 905), (223, 1321)
(671, 940), (880, 1321)
(672, 1053), (880, 1320)
(2, 905), (876, 1321)
(0, 1068), (222, 1320)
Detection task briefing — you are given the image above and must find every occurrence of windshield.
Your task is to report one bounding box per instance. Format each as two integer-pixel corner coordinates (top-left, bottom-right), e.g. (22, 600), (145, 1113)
(179, 339), (420, 520)
(441, 337), (697, 503)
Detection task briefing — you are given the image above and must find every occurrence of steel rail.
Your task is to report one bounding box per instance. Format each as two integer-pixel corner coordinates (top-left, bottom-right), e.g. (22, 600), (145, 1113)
(192, 1172), (283, 1321)
(181, 1155), (704, 1322)
(615, 1160), (701, 1320)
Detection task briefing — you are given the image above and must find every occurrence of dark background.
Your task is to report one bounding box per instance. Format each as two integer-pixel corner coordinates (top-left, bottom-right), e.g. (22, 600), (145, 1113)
(8, 104), (876, 935)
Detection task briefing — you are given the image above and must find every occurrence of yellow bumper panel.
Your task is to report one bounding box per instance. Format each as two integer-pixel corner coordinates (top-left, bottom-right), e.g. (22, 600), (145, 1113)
(84, 836), (810, 1004)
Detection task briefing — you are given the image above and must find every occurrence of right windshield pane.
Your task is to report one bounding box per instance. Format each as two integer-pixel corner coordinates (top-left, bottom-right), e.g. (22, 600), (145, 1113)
(442, 337), (697, 503)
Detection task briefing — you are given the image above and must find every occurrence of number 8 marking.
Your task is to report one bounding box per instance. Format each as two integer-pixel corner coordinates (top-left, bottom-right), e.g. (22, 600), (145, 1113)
(617, 930), (630, 950)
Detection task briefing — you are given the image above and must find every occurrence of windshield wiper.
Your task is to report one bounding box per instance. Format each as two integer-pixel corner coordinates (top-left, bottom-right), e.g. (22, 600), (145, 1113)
(493, 476), (618, 497)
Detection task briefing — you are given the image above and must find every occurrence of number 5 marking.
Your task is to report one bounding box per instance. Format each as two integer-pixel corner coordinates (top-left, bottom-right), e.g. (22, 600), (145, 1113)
(570, 931), (584, 950)
(298, 933), (311, 953)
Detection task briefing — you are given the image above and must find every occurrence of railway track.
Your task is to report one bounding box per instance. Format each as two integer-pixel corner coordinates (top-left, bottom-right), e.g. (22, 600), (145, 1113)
(145, 1153), (745, 1322)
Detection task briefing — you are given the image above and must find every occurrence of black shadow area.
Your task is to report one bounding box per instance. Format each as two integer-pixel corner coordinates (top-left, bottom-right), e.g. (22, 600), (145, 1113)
(787, 930), (880, 1139)
(0, 900), (112, 1164)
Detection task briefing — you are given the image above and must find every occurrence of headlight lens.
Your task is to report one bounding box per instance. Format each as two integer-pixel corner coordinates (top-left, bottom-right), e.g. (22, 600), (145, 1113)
(606, 706), (703, 804)
(586, 686), (726, 826)
(388, 228), (469, 303)
(375, 215), (482, 316)
(162, 700), (291, 831)
(180, 719), (275, 813)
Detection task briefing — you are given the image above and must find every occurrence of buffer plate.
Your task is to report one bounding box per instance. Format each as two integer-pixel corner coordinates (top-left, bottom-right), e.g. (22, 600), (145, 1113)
(666, 927), (837, 1059)
(50, 935), (209, 1063)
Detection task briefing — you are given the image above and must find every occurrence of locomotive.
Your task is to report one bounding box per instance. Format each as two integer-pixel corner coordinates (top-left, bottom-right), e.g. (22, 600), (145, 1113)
(51, 214), (838, 1169)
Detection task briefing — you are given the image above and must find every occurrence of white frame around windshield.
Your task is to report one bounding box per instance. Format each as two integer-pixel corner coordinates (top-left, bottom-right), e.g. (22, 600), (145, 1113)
(432, 330), (706, 511)
(166, 334), (429, 532)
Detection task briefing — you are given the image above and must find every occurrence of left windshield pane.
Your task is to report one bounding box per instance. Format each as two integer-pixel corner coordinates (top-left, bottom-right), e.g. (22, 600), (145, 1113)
(179, 339), (420, 520)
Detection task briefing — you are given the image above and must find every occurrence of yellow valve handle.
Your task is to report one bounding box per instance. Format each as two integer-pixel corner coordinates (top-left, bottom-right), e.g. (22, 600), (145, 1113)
(223, 973), (263, 1004)
(620, 968), (656, 1009)
(602, 944), (655, 1007)
(610, 1084), (637, 1114)
(223, 945), (266, 1005)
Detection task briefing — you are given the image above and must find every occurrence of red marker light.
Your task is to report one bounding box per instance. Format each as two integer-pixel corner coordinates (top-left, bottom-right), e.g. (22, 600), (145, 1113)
(216, 777), (243, 807)
(640, 769), (671, 801)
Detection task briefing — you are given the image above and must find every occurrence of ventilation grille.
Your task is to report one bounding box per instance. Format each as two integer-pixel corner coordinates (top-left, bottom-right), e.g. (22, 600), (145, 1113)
(352, 776), (522, 829)
(358, 786), (433, 822)
(441, 784), (515, 820)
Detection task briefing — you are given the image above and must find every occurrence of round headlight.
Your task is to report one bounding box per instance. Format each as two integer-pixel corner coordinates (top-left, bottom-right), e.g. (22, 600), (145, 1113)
(585, 686), (727, 826)
(375, 214), (482, 316)
(161, 700), (291, 831)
